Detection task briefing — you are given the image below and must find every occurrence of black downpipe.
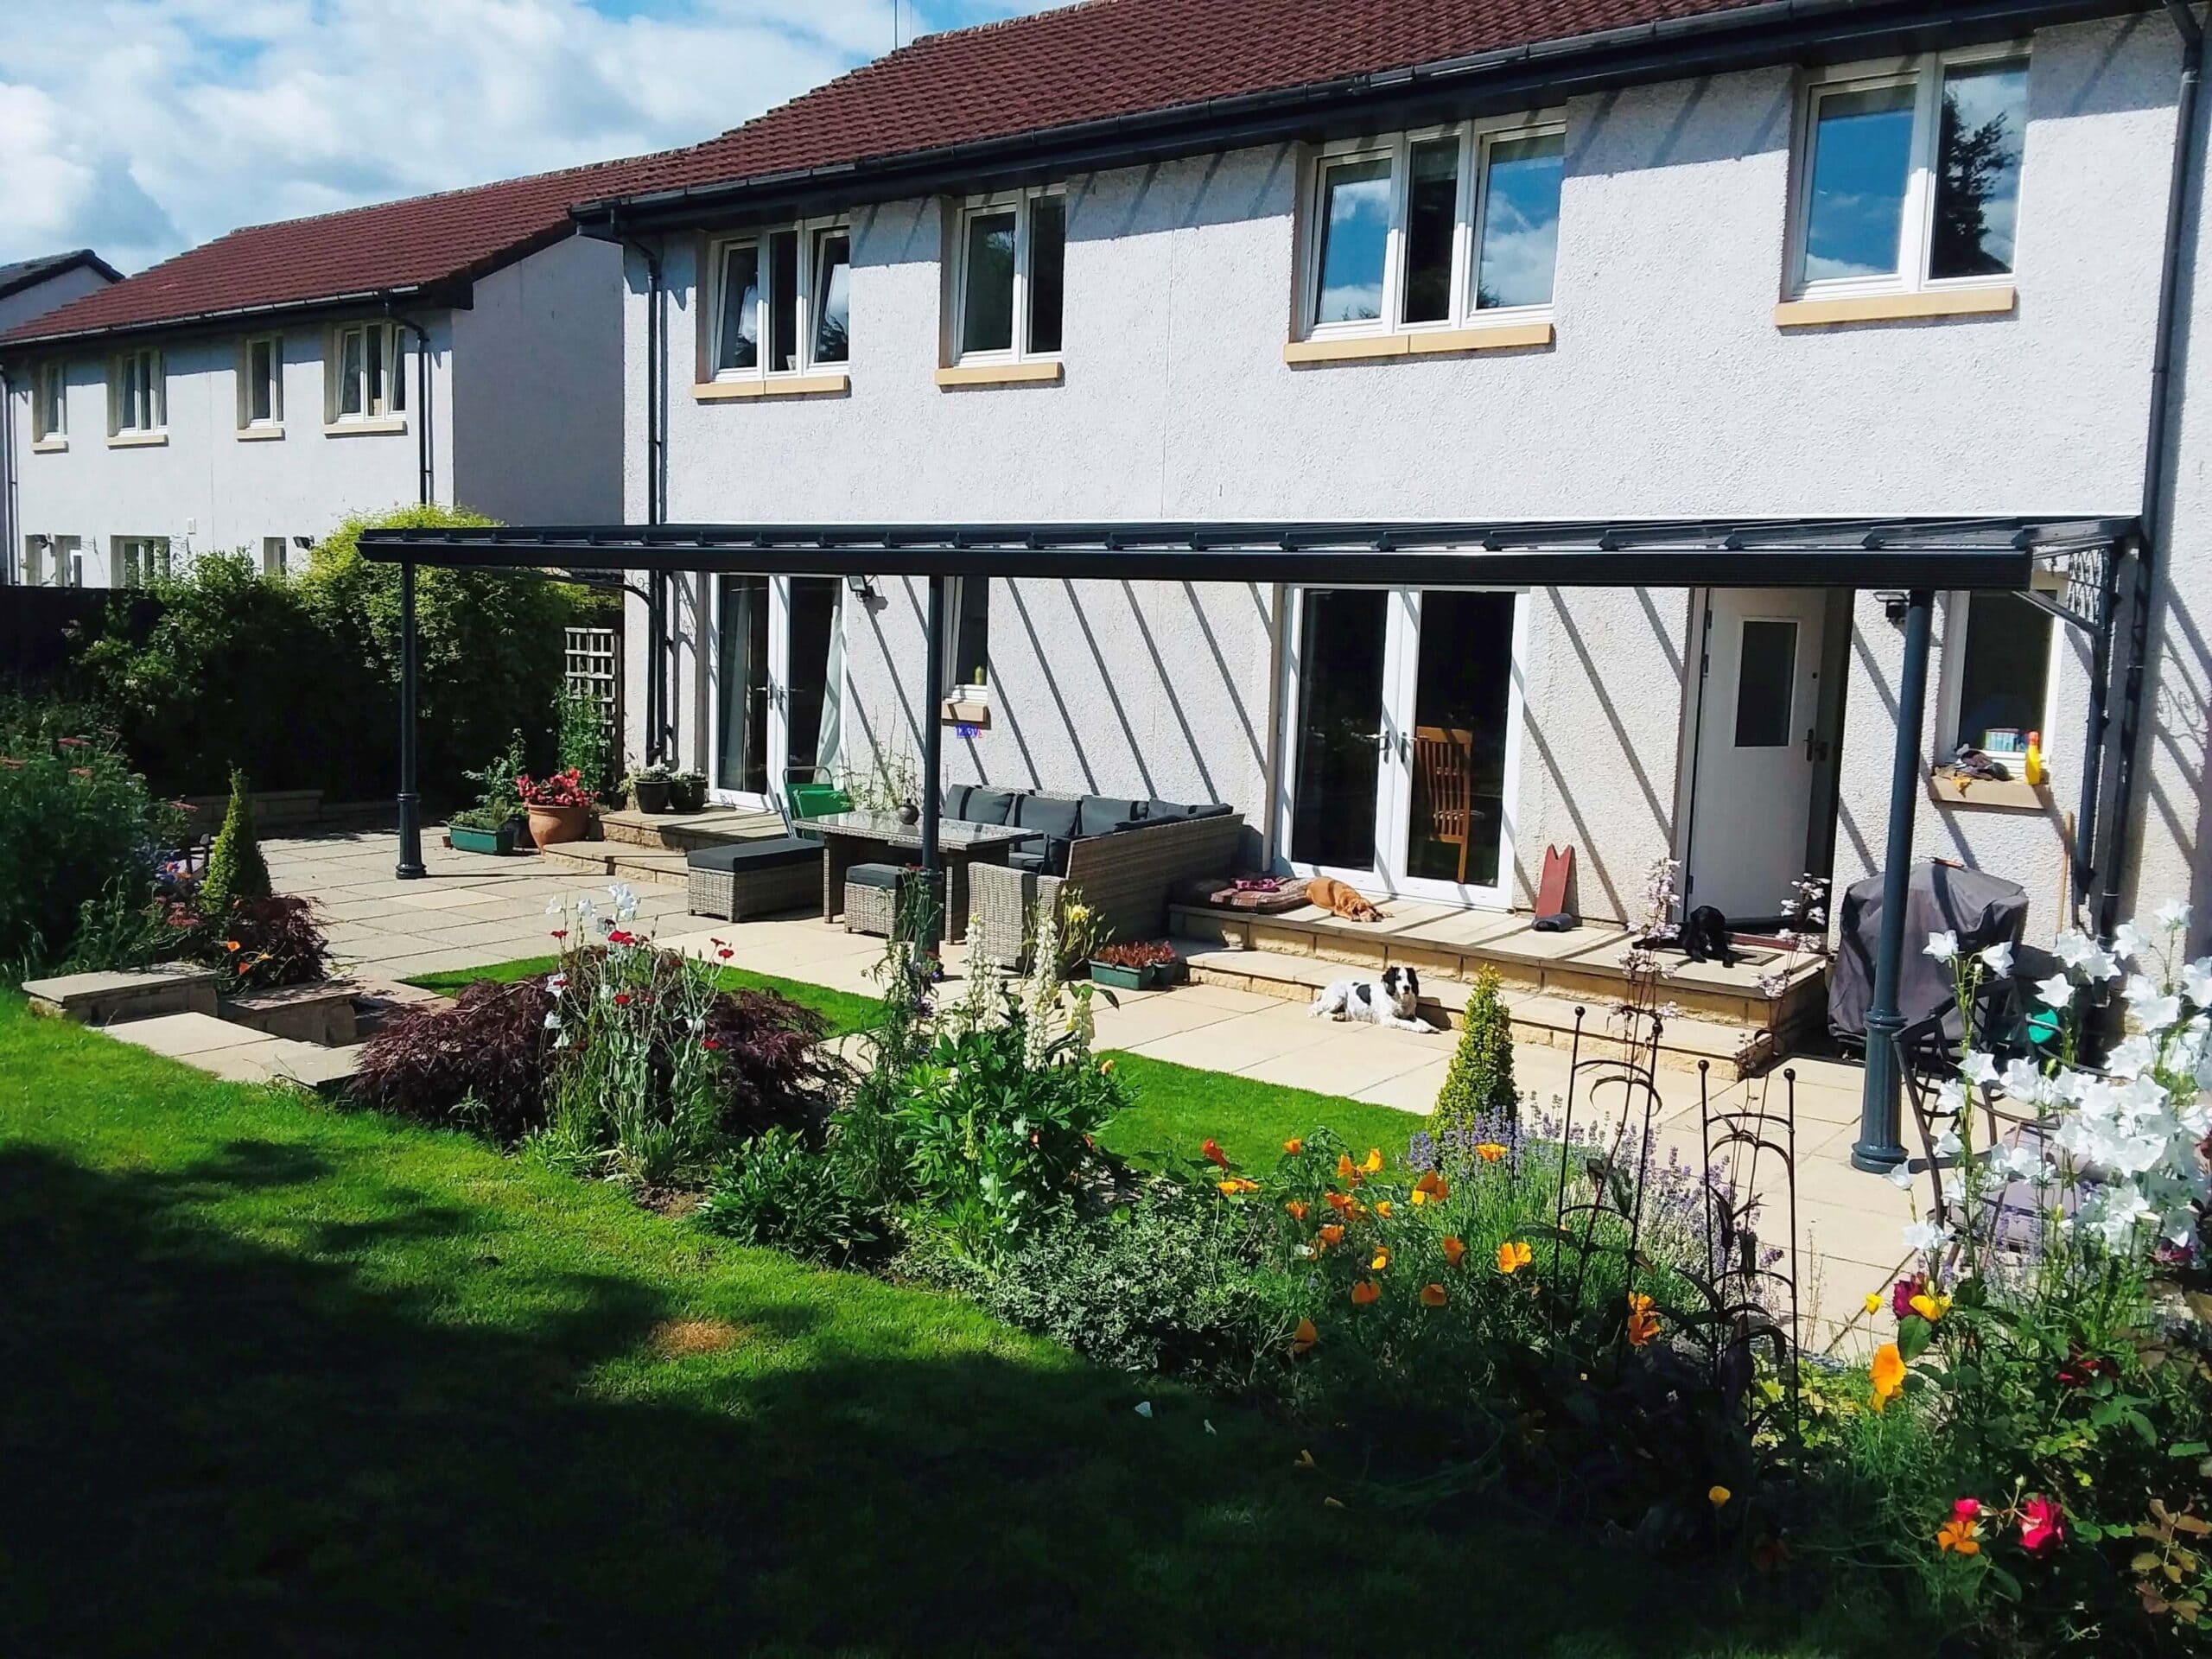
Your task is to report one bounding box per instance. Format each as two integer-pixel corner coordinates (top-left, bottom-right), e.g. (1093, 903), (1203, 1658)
(2098, 2), (2204, 932)
(389, 314), (434, 879)
(623, 234), (669, 767)
(1, 368), (16, 586)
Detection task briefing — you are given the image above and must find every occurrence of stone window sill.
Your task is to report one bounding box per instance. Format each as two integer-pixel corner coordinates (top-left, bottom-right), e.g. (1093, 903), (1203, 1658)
(1929, 769), (2053, 811)
(941, 699), (992, 729)
(693, 373), (850, 402)
(1283, 321), (1554, 365)
(323, 416), (408, 436)
(237, 425), (286, 442)
(30, 437), (67, 454)
(935, 361), (1061, 389)
(1775, 285), (2015, 329)
(106, 431), (167, 448)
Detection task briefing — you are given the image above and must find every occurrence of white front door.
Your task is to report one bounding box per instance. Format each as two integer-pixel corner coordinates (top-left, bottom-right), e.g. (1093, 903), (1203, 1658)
(1281, 587), (1523, 909)
(1684, 588), (1828, 920)
(710, 575), (842, 810)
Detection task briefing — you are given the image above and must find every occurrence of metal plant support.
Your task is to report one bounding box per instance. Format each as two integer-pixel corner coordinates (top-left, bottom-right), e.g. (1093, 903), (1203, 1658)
(1698, 1061), (1803, 1453)
(1548, 1004), (1666, 1331)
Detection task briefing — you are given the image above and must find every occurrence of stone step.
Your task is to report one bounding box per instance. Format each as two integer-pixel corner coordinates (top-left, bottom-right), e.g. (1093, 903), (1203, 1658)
(220, 978), (363, 1045)
(97, 1011), (365, 1092)
(1177, 942), (1771, 1078)
(534, 842), (692, 887)
(21, 963), (220, 1025)
(597, 807), (782, 853)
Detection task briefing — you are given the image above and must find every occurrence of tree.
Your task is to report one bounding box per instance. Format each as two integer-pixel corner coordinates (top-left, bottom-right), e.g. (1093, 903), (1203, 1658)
(1433, 966), (1518, 1134)
(200, 766), (271, 913)
(1931, 92), (2017, 280)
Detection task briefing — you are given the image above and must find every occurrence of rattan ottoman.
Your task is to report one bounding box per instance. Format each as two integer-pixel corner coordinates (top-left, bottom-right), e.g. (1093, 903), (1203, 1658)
(842, 862), (906, 937)
(685, 836), (825, 921)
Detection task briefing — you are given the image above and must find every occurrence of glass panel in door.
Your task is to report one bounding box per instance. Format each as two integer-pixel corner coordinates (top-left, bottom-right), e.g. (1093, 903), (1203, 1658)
(783, 577), (839, 778)
(1290, 589), (1389, 873)
(1402, 590), (1516, 892)
(715, 575), (770, 796)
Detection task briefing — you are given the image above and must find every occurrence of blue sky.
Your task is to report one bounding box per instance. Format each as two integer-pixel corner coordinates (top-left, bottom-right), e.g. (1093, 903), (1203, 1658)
(0, 1), (1068, 272)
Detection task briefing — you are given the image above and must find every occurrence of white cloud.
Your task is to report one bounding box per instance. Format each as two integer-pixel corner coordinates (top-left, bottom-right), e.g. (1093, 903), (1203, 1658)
(0, 1), (1066, 272)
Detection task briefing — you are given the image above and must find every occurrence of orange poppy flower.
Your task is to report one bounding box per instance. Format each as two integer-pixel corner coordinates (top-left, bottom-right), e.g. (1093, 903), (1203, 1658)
(1474, 1142), (1508, 1163)
(1370, 1247), (1391, 1271)
(1413, 1170), (1449, 1198)
(1419, 1283), (1447, 1307)
(1317, 1224), (1344, 1248)
(1282, 1138), (1304, 1155)
(1441, 1236), (1467, 1268)
(1290, 1318), (1319, 1355)
(1870, 1342), (1906, 1412)
(1936, 1515), (1981, 1555)
(1285, 1199), (1310, 1222)
(1324, 1190), (1356, 1217)
(1373, 1200), (1394, 1219)
(1495, 1240), (1533, 1274)
(1217, 1178), (1259, 1197)
(1336, 1154), (1357, 1179)
(1202, 1138), (1230, 1170)
(1626, 1293), (1662, 1348)
(222, 939), (242, 953)
(1350, 1280), (1380, 1306)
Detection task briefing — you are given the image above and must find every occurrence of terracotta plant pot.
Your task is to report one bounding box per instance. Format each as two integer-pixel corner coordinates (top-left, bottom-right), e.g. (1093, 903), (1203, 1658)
(527, 804), (590, 847)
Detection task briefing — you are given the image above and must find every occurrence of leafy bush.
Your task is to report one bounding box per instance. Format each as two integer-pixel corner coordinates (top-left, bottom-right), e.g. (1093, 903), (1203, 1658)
(198, 767), (271, 912)
(0, 702), (183, 971)
(698, 1128), (880, 1263)
(556, 684), (617, 798)
(450, 733), (528, 831)
(176, 893), (330, 991)
(353, 975), (556, 1142)
(1433, 964), (1516, 1134)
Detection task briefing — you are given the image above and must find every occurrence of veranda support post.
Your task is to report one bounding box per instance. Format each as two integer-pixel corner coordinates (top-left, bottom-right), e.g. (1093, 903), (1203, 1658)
(920, 574), (946, 950)
(1852, 587), (1933, 1173)
(395, 555), (426, 880)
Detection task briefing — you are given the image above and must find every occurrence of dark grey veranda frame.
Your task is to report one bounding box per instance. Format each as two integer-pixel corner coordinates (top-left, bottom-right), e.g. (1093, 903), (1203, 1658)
(359, 513), (2133, 1175)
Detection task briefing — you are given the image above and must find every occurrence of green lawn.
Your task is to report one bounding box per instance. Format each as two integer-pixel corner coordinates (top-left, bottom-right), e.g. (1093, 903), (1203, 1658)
(407, 953), (882, 1035)
(1094, 1052), (1437, 1173)
(0, 993), (1864, 1656)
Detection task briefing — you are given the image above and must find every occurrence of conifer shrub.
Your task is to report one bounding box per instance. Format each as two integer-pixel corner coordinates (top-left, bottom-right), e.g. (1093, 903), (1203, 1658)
(198, 768), (271, 912)
(1432, 965), (1517, 1133)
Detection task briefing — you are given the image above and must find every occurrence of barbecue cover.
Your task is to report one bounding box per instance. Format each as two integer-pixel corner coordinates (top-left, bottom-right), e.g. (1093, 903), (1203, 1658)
(1828, 862), (2030, 1044)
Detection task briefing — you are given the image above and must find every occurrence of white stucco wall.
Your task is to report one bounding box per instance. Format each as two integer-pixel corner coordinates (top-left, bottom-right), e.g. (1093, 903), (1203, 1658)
(451, 234), (626, 524)
(0, 263), (113, 335)
(627, 14), (2191, 924)
(10, 317), (455, 585)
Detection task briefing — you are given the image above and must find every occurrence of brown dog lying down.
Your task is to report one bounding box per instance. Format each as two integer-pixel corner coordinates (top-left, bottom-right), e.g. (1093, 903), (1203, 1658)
(1306, 876), (1384, 923)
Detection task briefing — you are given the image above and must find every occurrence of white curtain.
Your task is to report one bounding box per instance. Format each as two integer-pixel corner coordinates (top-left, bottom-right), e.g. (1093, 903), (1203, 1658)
(815, 588), (846, 783)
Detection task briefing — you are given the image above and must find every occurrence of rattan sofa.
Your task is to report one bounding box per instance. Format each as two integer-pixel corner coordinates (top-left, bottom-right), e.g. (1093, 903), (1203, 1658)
(963, 791), (1245, 969)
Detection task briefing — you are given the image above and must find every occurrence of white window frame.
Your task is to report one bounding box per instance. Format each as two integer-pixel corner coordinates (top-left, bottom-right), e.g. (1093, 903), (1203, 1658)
(706, 217), (853, 384)
(950, 186), (1065, 366)
(262, 536), (289, 577)
(941, 575), (990, 690)
(108, 348), (164, 435)
(31, 362), (67, 444)
(21, 537), (43, 588)
(239, 333), (284, 432)
(1301, 115), (1567, 344)
(114, 536), (172, 588)
(1939, 576), (2066, 764)
(325, 321), (406, 425)
(1786, 46), (2030, 301)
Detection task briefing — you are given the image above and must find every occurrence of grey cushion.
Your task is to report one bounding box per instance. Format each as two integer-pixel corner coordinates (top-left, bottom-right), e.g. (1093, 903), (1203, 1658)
(1006, 849), (1049, 875)
(687, 836), (822, 873)
(940, 784), (975, 820)
(844, 861), (906, 890)
(1144, 799), (1233, 821)
(1078, 796), (1145, 837)
(963, 786), (1023, 825)
(1013, 794), (1082, 839)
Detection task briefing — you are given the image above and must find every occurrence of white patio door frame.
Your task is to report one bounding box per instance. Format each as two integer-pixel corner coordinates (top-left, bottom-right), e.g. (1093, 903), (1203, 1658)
(708, 575), (842, 811)
(1277, 586), (1526, 912)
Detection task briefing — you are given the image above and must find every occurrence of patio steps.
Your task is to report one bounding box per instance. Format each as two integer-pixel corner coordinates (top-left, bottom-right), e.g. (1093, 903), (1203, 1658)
(535, 842), (696, 888)
(596, 806), (783, 853)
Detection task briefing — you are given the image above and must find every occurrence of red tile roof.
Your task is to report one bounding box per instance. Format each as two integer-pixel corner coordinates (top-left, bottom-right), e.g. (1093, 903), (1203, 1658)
(604, 0), (1769, 202)
(3, 154), (661, 346)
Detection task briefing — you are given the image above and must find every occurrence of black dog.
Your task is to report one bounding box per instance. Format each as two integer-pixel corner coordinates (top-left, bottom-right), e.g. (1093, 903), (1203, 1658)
(1681, 905), (1735, 966)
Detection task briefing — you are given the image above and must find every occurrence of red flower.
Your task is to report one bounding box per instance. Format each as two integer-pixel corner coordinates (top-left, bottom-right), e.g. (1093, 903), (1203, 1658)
(702, 1037), (722, 1051)
(1952, 1497), (1982, 1522)
(2019, 1495), (2063, 1554)
(2056, 1346), (2116, 1388)
(1202, 1138), (1230, 1170)
(550, 929), (569, 941)
(613, 992), (632, 1007)
(607, 929), (637, 946)
(716, 948), (734, 962)
(1891, 1274), (1926, 1321)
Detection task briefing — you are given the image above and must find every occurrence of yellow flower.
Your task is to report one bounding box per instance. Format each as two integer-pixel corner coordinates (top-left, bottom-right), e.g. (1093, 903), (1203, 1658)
(1909, 1292), (1952, 1323)
(1361, 1147), (1383, 1174)
(1626, 1292), (1662, 1348)
(1370, 1247), (1391, 1272)
(1408, 1189), (1428, 1206)
(1441, 1236), (1467, 1268)
(1419, 1283), (1447, 1308)
(1290, 1318), (1318, 1355)
(1282, 1137), (1303, 1154)
(1473, 1141), (1507, 1163)
(1864, 1291), (1884, 1315)
(1285, 1199), (1310, 1222)
(1870, 1342), (1906, 1412)
(1350, 1280), (1380, 1306)
(1336, 1154), (1357, 1180)
(1099, 1058), (1114, 1074)
(1217, 1178), (1259, 1197)
(1936, 1516), (1981, 1555)
(1496, 1240), (1533, 1275)
(1373, 1200), (1393, 1218)
(1708, 1485), (1732, 1508)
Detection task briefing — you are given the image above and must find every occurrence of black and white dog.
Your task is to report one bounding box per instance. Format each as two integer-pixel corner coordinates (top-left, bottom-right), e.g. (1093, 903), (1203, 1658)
(1308, 965), (1429, 1031)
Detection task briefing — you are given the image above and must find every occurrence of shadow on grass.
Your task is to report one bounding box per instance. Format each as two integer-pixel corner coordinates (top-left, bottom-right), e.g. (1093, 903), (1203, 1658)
(0, 1135), (1842, 1657)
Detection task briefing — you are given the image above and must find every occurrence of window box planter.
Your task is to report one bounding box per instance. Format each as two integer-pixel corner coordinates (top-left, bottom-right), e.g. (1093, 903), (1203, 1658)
(527, 804), (591, 847)
(1087, 959), (1148, 992)
(449, 818), (523, 856)
(632, 777), (672, 814)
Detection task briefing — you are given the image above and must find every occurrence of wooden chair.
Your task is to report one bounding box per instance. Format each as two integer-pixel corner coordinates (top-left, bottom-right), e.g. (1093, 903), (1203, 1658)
(1411, 726), (1476, 884)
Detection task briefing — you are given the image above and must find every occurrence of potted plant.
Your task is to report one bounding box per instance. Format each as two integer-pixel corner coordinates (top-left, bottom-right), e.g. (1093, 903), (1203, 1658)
(627, 765), (673, 815)
(449, 734), (527, 855)
(519, 767), (596, 846)
(1090, 938), (1184, 990)
(670, 769), (708, 813)
(960, 668), (989, 708)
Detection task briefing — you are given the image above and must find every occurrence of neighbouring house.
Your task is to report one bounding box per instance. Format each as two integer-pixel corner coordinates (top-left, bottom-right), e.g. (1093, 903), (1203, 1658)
(0, 159), (648, 590)
(572, 0), (2209, 944)
(0, 250), (121, 584)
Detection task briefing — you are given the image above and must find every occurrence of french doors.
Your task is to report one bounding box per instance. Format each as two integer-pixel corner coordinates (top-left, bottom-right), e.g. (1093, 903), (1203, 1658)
(712, 575), (840, 808)
(1282, 588), (1524, 908)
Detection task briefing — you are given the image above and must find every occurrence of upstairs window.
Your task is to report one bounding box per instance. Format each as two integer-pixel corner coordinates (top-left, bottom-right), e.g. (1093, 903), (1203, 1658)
(109, 348), (163, 435)
(32, 362), (66, 442)
(1792, 52), (2028, 296)
(953, 188), (1064, 363)
(709, 219), (852, 380)
(240, 334), (283, 429)
(328, 322), (404, 423)
(1306, 118), (1565, 340)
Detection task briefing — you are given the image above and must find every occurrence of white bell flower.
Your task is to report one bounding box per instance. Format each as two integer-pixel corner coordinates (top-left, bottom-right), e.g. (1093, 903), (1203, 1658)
(2115, 922), (2151, 964)
(1961, 1052), (1998, 1087)
(2155, 899), (2193, 933)
(1887, 1160), (1920, 1190)
(2183, 958), (2212, 1009)
(2035, 973), (2075, 1011)
(1979, 941), (2015, 977)
(1902, 1219), (1955, 1255)
(2106, 1035), (2158, 1078)
(1942, 1170), (1967, 1205)
(1935, 1124), (1964, 1159)
(1925, 931), (1959, 963)
(2080, 947), (2120, 985)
